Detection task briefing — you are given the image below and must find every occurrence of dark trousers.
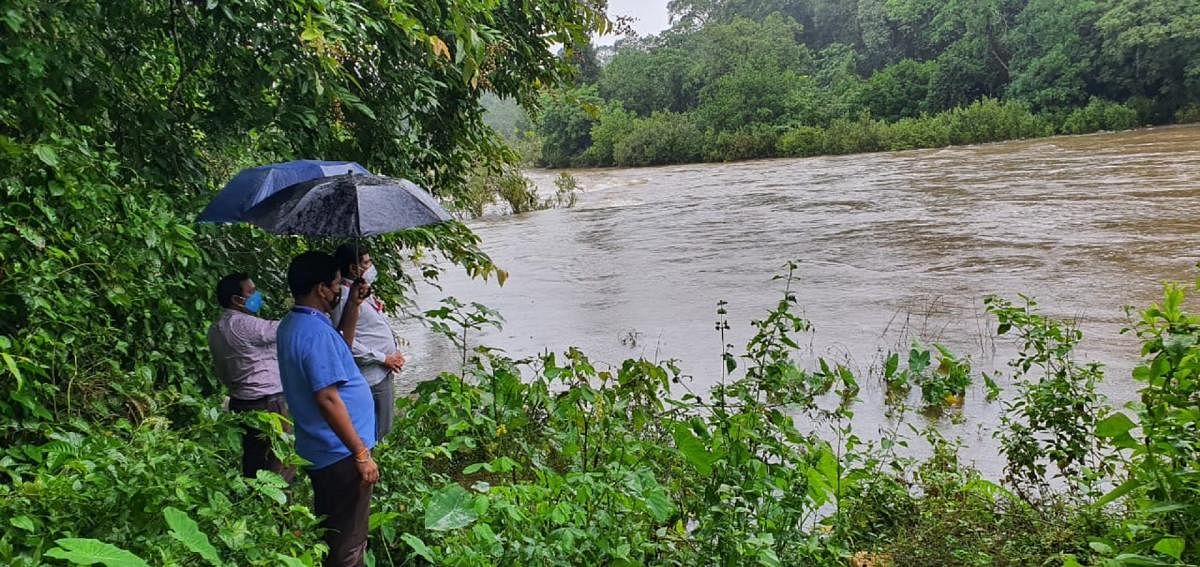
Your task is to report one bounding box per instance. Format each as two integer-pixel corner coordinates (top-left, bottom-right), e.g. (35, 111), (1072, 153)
(370, 377), (395, 441)
(228, 394), (295, 483)
(308, 455), (373, 567)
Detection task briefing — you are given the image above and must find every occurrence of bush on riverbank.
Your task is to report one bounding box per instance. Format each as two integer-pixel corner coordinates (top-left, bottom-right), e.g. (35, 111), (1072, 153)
(1060, 98), (1141, 135)
(6, 268), (1199, 566)
(611, 111), (705, 167)
(554, 97), (1109, 166)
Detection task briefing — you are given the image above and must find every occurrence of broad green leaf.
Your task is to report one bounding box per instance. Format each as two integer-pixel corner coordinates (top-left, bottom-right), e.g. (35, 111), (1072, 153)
(1152, 537), (1184, 560)
(1112, 552), (1174, 565)
(252, 470), (288, 505)
(963, 478), (1019, 501)
(164, 507), (223, 566)
(472, 523), (498, 545)
(369, 511), (399, 531)
(274, 555), (306, 567)
(636, 473), (674, 523)
(815, 444), (838, 486)
(425, 484), (478, 531)
(401, 533), (436, 562)
(673, 423), (718, 475)
(884, 352), (899, 378)
(1, 353), (23, 391)
(10, 515), (35, 532)
(45, 538), (150, 567)
(33, 145), (59, 167)
(1096, 477), (1141, 507)
(1096, 412), (1137, 438)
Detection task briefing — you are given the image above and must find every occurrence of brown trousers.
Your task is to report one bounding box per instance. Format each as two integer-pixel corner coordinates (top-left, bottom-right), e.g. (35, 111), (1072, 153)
(228, 394), (296, 483)
(307, 455), (373, 567)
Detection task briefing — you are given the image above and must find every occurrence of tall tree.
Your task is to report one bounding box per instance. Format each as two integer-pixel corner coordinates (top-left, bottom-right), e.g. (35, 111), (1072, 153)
(1095, 0), (1200, 119)
(0, 0), (610, 432)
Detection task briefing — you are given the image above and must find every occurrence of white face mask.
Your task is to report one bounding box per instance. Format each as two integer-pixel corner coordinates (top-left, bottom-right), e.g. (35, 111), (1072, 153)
(363, 265), (379, 284)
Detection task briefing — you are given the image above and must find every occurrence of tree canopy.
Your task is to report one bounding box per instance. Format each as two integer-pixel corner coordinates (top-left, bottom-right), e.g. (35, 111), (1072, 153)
(533, 0), (1200, 167)
(0, 0), (609, 438)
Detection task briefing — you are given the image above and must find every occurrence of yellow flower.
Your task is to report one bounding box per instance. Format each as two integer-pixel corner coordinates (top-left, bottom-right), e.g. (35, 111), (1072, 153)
(495, 424), (508, 437)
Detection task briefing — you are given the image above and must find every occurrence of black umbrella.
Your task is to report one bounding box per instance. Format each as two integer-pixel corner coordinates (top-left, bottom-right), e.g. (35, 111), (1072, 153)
(242, 174), (452, 237)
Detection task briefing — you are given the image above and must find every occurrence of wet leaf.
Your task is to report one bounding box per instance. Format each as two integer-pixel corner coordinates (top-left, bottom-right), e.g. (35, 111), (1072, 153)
(425, 484), (477, 531)
(1095, 412), (1136, 438)
(33, 145), (59, 167)
(401, 533), (436, 562)
(1152, 537), (1184, 560)
(45, 538), (149, 567)
(164, 507), (224, 567)
(673, 424), (718, 475)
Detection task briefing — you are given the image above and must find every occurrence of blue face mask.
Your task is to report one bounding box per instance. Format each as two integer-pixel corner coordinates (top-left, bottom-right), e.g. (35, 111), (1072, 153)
(242, 290), (264, 314)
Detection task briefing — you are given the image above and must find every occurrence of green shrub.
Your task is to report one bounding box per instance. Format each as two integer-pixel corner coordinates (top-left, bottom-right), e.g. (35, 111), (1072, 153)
(0, 411), (321, 566)
(579, 102), (637, 167)
(612, 112), (704, 167)
(940, 98), (1053, 145)
(823, 117), (883, 155)
(537, 87), (602, 168)
(495, 169), (541, 214)
(777, 126), (827, 157)
(1174, 103), (1200, 124)
(1060, 98), (1139, 134)
(861, 59), (936, 121)
(703, 126), (780, 162)
(1125, 96), (1159, 125)
(850, 435), (1108, 567)
(877, 115), (952, 151)
(1093, 283), (1200, 564)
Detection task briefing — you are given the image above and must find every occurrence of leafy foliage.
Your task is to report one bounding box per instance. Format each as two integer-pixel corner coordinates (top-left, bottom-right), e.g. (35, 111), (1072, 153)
(530, 0), (1200, 167)
(987, 295), (1115, 498)
(0, 1), (606, 565)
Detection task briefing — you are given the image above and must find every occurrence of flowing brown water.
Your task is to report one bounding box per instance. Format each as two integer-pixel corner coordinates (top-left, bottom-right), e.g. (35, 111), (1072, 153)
(394, 125), (1200, 476)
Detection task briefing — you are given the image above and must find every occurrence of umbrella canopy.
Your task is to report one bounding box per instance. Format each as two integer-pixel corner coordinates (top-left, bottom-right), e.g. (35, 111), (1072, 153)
(198, 159), (370, 223)
(241, 174), (452, 237)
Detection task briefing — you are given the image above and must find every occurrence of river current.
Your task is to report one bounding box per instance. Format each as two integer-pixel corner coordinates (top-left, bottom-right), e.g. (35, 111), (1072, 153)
(393, 125), (1200, 476)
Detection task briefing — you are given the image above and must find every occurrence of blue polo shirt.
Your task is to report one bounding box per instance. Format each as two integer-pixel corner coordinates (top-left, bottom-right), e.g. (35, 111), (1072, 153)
(276, 306), (375, 470)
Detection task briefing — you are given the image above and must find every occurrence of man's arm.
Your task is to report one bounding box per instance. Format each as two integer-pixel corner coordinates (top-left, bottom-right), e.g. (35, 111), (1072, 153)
(246, 316), (280, 347)
(336, 283), (369, 347)
(314, 385), (379, 485)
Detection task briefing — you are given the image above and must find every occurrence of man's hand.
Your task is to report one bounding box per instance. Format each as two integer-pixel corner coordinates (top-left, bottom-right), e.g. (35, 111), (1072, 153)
(384, 351), (406, 372)
(356, 452), (379, 487)
(348, 279), (371, 307)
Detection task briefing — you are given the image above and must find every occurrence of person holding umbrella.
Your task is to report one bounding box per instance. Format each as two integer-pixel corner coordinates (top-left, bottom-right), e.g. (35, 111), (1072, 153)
(276, 251), (378, 567)
(200, 160), (455, 566)
(331, 243), (405, 440)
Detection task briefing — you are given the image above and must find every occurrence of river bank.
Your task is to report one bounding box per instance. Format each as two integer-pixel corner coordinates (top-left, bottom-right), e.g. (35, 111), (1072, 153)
(529, 95), (1200, 170)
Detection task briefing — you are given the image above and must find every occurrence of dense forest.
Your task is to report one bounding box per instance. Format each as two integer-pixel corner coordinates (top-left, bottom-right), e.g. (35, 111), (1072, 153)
(525, 0), (1200, 167)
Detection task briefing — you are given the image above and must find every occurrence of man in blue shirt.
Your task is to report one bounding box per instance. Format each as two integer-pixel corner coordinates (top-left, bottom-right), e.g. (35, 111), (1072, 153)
(277, 251), (378, 567)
